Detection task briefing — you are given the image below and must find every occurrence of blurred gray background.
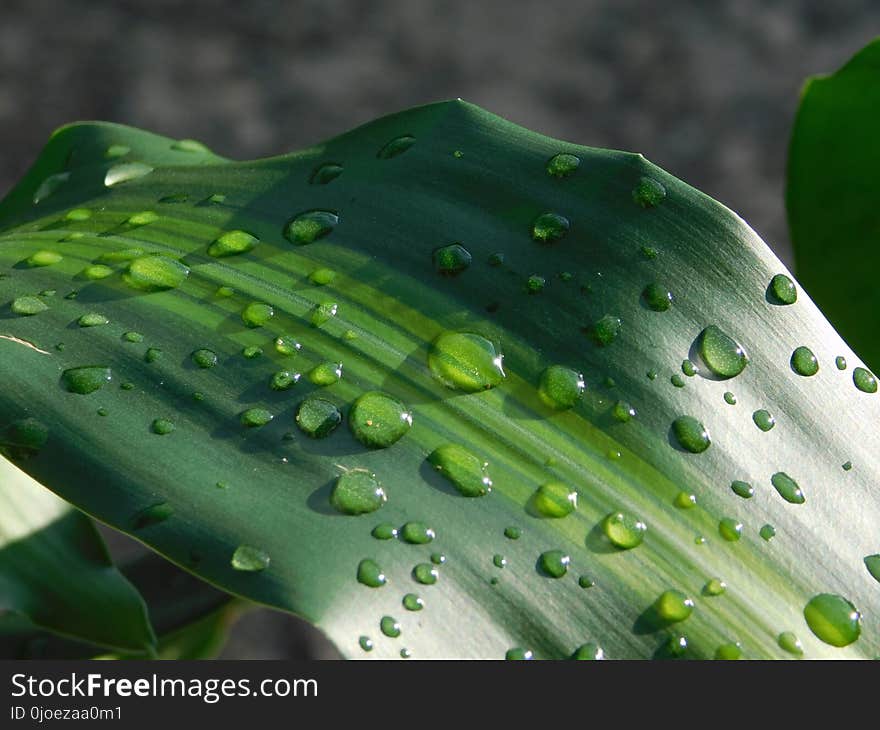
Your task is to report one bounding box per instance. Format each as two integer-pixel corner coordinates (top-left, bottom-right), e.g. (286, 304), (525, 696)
(2, 0), (877, 657)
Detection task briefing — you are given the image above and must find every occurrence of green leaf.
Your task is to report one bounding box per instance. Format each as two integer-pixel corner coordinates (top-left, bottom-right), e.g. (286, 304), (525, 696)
(787, 37), (880, 372)
(1, 101), (878, 659)
(0, 456), (155, 653)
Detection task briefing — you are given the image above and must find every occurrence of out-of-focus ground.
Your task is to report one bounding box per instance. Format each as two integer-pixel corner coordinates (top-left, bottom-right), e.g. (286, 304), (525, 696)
(5, 0), (878, 658)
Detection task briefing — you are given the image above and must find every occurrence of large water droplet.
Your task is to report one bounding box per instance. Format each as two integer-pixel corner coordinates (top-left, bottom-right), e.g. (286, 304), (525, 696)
(11, 296), (48, 316)
(672, 415), (711, 453)
(124, 255), (189, 291)
(427, 443), (492, 497)
(602, 511), (646, 549)
(412, 563), (438, 585)
(538, 550), (570, 578)
(61, 366), (111, 394)
(771, 471), (805, 504)
(241, 302), (274, 328)
(546, 153), (580, 178)
(231, 545), (270, 572)
(803, 593), (861, 647)
(105, 162), (153, 187)
(698, 326), (748, 378)
(769, 274), (797, 304)
(853, 367), (877, 393)
(357, 558), (386, 587)
(284, 210), (338, 245)
(330, 469), (385, 515)
(208, 230), (259, 257)
(296, 398), (342, 438)
(752, 409), (775, 432)
(718, 518), (743, 542)
(531, 482), (577, 518)
(531, 212), (570, 243)
(655, 590), (694, 622)
(790, 346), (819, 376)
(538, 366), (584, 409)
(349, 391), (412, 448)
(428, 332), (504, 391)
(27, 250), (63, 267)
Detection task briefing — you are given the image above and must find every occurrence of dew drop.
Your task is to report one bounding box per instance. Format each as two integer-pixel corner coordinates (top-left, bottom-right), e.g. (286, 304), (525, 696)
(125, 211), (158, 226)
(144, 347), (162, 363)
(413, 563), (438, 585)
(777, 631), (803, 656)
(724, 391), (737, 405)
(123, 255), (189, 291)
(504, 526), (521, 540)
(11, 296), (48, 316)
(681, 359), (697, 377)
(82, 264), (113, 280)
(531, 212), (570, 243)
(612, 400), (636, 422)
(77, 312), (109, 328)
(310, 301), (338, 327)
(863, 555), (880, 583)
(493, 554), (507, 569)
(769, 274), (797, 304)
(428, 331), (504, 391)
(718, 518), (743, 542)
(133, 502), (173, 530)
(359, 636), (373, 652)
(274, 336), (301, 356)
(372, 524), (397, 540)
(151, 418), (175, 435)
(760, 524), (776, 541)
(61, 366), (111, 394)
(698, 326), (748, 378)
(240, 408), (273, 428)
(309, 268), (336, 285)
(538, 549), (570, 578)
(730, 480), (754, 499)
(674, 491), (697, 509)
(208, 230), (259, 257)
(703, 578), (727, 597)
(330, 469), (386, 515)
(33, 172), (70, 204)
(403, 593), (424, 611)
(642, 283), (673, 311)
(537, 365), (584, 410)
(310, 163), (343, 184)
(531, 482), (577, 518)
(804, 594), (861, 647)
(433, 243), (472, 275)
(192, 348), (218, 369)
(714, 643), (742, 660)
(671, 374), (685, 388)
(771, 471), (805, 504)
(546, 153), (580, 177)
(308, 361), (342, 386)
(853, 367), (877, 393)
(270, 371), (300, 391)
(590, 315), (621, 346)
(295, 398), (342, 438)
(123, 331), (143, 343)
(231, 545), (270, 572)
(752, 409), (775, 432)
(105, 144), (130, 158)
(65, 207), (92, 221)
(602, 511), (646, 549)
(427, 443), (492, 497)
(377, 135), (415, 159)
(655, 590), (694, 622)
(27, 250), (63, 267)
(671, 416), (711, 453)
(356, 558), (386, 588)
(171, 138), (211, 153)
(790, 346), (819, 376)
(506, 647), (533, 660)
(401, 522), (435, 544)
(349, 391), (412, 448)
(284, 210), (338, 245)
(240, 302), (274, 329)
(632, 176), (666, 207)
(105, 162), (153, 187)
(835, 356), (847, 370)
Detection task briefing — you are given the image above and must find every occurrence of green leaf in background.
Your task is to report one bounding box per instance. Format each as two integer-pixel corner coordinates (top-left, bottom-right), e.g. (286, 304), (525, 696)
(0, 456), (155, 654)
(0, 101), (877, 659)
(787, 37), (880, 372)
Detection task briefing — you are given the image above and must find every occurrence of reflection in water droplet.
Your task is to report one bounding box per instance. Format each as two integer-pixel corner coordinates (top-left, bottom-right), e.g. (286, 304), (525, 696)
(231, 545), (270, 572)
(769, 274), (797, 304)
(804, 593), (861, 647)
(771, 472), (805, 504)
(349, 391), (412, 448)
(427, 443), (492, 497)
(790, 346), (819, 376)
(428, 332), (504, 391)
(331, 469), (386, 515)
(602, 511), (646, 549)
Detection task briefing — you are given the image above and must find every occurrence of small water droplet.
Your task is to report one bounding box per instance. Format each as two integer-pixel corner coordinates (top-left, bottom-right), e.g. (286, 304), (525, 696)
(504, 526), (521, 540)
(171, 138), (211, 153)
(842, 460), (853, 471)
(632, 176), (666, 207)
(274, 336), (301, 355)
(151, 418), (175, 435)
(359, 636), (373, 652)
(546, 153), (580, 177)
(308, 361), (342, 386)
(752, 409), (775, 432)
(349, 391), (412, 448)
(331, 469), (386, 515)
(11, 296), (49, 316)
(768, 274), (797, 304)
(125, 211), (158, 226)
(208, 230), (258, 257)
(133, 502), (173, 530)
(487, 252), (505, 266)
(104, 144), (130, 158)
(590, 315), (621, 346)
(240, 302), (274, 328)
(270, 371), (300, 391)
(703, 578), (727, 597)
(123, 331), (143, 343)
(413, 563), (439, 585)
(642, 283), (673, 311)
(33, 172), (70, 204)
(64, 207), (92, 221)
(357, 558), (386, 588)
(863, 555), (880, 583)
(310, 301), (338, 327)
(427, 443), (492, 497)
(602, 511), (646, 549)
(240, 408), (273, 428)
(671, 415), (711, 453)
(777, 631), (803, 656)
(655, 590), (694, 622)
(671, 374), (685, 388)
(428, 331), (504, 391)
(124, 255), (189, 291)
(400, 522), (435, 544)
(790, 346), (819, 376)
(26, 250), (63, 267)
(231, 545), (270, 572)
(714, 643), (742, 660)
(611, 400), (636, 422)
(296, 398), (342, 438)
(718, 518), (743, 542)
(82, 264), (113, 280)
(145, 347), (162, 363)
(310, 163), (343, 184)
(853, 367), (877, 393)
(61, 366), (111, 394)
(681, 359), (697, 377)
(531, 212), (570, 243)
(804, 594), (861, 647)
(538, 549), (570, 578)
(377, 135), (415, 159)
(537, 365), (584, 410)
(372, 523), (398, 540)
(674, 491), (697, 508)
(835, 356), (847, 370)
(531, 482), (577, 518)
(403, 593), (424, 611)
(698, 326), (748, 378)
(77, 312), (109, 327)
(525, 274), (546, 294)
(433, 243), (472, 275)
(309, 268), (336, 285)
(760, 524), (776, 541)
(731, 480), (754, 499)
(492, 554), (507, 569)
(723, 391), (737, 405)
(105, 162), (153, 187)
(505, 648), (533, 660)
(192, 349), (218, 369)
(284, 210), (338, 245)
(771, 471), (805, 504)
(578, 575), (596, 589)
